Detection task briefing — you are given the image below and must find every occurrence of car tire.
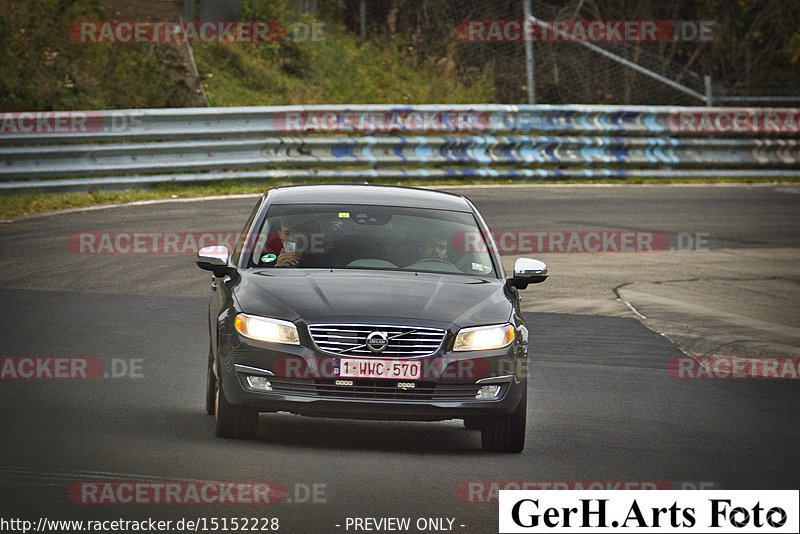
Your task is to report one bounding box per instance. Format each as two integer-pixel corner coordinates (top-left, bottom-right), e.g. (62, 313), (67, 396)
(463, 416), (485, 430)
(205, 352), (216, 416)
(481, 387), (526, 453)
(214, 375), (259, 439)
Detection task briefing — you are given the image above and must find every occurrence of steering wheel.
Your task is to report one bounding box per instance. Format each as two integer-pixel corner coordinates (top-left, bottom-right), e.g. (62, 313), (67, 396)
(417, 257), (456, 266)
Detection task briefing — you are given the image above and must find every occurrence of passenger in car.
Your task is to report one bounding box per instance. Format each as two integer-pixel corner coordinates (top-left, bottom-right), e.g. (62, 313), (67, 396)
(274, 222), (303, 267)
(257, 221), (305, 267)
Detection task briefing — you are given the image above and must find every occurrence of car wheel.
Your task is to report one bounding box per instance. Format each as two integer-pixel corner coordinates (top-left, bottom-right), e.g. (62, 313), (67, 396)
(463, 416), (485, 430)
(481, 387), (526, 453)
(214, 375), (259, 439)
(205, 352), (216, 415)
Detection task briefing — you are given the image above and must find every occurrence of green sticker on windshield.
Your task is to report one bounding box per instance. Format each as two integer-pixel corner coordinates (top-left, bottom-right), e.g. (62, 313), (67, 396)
(261, 254), (277, 263)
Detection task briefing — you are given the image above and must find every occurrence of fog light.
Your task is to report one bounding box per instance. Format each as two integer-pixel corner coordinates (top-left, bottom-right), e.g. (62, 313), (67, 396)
(475, 384), (501, 399)
(246, 375), (273, 391)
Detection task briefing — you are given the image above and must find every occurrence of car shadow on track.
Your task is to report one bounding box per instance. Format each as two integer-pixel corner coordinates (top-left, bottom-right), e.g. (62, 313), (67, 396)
(123, 404), (491, 455)
(209, 412), (490, 455)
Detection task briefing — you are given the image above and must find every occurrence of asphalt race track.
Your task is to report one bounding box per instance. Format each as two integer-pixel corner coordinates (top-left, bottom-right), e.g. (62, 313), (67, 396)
(0, 184), (798, 533)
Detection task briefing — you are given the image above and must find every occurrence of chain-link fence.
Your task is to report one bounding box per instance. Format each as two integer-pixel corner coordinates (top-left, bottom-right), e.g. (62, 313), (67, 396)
(340, 0), (799, 106)
(195, 0), (799, 106)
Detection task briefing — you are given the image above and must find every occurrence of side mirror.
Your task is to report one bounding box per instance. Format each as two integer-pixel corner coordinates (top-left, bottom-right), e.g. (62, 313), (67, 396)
(196, 245), (236, 277)
(507, 258), (548, 290)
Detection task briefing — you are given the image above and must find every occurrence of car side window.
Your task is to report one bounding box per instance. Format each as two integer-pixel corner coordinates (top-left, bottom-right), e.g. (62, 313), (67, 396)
(231, 196), (265, 267)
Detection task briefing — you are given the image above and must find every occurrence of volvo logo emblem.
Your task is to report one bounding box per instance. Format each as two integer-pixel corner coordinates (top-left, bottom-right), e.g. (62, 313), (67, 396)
(365, 331), (389, 353)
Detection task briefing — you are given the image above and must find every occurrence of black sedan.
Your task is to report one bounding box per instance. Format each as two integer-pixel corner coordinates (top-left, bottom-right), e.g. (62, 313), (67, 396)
(196, 185), (547, 452)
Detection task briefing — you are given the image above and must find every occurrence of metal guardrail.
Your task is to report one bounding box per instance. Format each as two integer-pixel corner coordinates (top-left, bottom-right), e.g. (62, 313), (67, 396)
(1, 105), (799, 191)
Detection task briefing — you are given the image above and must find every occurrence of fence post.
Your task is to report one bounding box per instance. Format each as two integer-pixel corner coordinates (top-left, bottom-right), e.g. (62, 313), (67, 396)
(524, 0), (536, 104)
(360, 0), (367, 39)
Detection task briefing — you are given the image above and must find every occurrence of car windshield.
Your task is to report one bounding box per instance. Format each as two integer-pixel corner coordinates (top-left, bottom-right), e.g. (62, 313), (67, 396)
(244, 203), (497, 277)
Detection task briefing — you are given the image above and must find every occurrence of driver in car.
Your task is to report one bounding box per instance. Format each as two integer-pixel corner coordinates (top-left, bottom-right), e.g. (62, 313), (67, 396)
(419, 234), (449, 261)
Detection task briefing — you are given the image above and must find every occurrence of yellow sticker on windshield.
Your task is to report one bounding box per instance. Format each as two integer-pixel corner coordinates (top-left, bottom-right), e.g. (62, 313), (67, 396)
(338, 212), (350, 218)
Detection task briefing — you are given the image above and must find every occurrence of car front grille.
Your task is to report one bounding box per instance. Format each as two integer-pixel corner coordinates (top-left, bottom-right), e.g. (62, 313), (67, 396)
(307, 324), (447, 358)
(261, 378), (483, 402)
(315, 379), (437, 400)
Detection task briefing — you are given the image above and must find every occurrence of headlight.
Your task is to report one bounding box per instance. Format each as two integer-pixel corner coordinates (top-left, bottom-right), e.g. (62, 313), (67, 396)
(453, 324), (515, 351)
(235, 313), (300, 345)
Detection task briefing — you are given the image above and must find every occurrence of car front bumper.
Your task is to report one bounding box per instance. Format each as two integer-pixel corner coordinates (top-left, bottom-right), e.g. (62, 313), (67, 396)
(218, 336), (527, 421)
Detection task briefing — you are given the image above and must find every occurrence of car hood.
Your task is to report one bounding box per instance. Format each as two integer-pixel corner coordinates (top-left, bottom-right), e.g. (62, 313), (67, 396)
(234, 269), (513, 328)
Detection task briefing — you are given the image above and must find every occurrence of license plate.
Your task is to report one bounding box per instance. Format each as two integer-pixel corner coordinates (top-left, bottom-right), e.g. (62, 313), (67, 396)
(337, 358), (421, 380)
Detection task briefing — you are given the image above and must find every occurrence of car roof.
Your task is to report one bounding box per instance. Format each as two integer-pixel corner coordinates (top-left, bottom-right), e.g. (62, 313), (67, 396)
(265, 185), (472, 211)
